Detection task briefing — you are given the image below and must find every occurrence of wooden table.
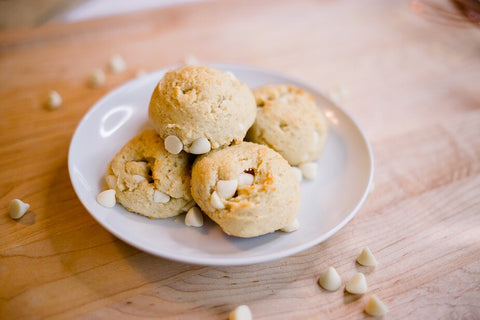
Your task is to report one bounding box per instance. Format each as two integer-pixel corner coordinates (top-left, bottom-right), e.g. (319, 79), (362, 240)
(1, 0), (479, 318)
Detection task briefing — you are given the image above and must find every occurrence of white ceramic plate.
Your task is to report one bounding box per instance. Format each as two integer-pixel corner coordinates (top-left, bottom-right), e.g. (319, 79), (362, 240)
(68, 63), (373, 266)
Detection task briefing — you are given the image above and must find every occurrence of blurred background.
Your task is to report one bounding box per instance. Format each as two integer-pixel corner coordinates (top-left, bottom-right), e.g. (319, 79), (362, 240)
(0, 0), (211, 29)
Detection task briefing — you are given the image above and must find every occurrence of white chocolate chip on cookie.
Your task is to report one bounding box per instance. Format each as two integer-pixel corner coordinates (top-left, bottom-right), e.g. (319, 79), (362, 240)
(318, 266), (342, 291)
(229, 305), (252, 320)
(238, 172), (254, 187)
(8, 199), (30, 219)
(97, 189), (116, 208)
(345, 272), (368, 294)
(210, 191), (225, 209)
(216, 179), (238, 199)
(164, 135), (183, 154)
(291, 166), (303, 182)
(299, 162), (317, 180)
(133, 175), (146, 183)
(185, 206), (203, 227)
(280, 218), (299, 232)
(189, 137), (211, 154)
(153, 190), (170, 203)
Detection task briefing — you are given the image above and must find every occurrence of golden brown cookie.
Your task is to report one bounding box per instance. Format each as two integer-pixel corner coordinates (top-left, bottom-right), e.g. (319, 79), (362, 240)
(191, 141), (301, 238)
(105, 129), (194, 218)
(246, 84), (328, 165)
(148, 65), (256, 154)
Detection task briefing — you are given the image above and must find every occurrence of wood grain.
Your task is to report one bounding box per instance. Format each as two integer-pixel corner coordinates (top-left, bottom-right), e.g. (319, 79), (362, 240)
(1, 0), (480, 319)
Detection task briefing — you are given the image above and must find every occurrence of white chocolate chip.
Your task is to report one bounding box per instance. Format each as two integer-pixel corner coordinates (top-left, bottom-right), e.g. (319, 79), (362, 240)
(216, 179), (238, 199)
(229, 305), (252, 320)
(105, 175), (117, 188)
(291, 166), (303, 182)
(225, 71), (237, 81)
(181, 200), (196, 212)
(45, 90), (62, 109)
(312, 130), (319, 146)
(189, 137), (211, 154)
(88, 69), (106, 88)
(210, 191), (225, 209)
(280, 218), (299, 232)
(318, 266), (342, 291)
(345, 272), (368, 294)
(108, 54), (126, 73)
(238, 172), (254, 187)
(96, 189), (116, 208)
(299, 162), (317, 180)
(356, 247), (377, 267)
(183, 54), (199, 65)
(133, 175), (146, 183)
(154, 190), (170, 203)
(8, 199), (30, 219)
(364, 295), (388, 317)
(220, 99), (230, 107)
(185, 206), (203, 227)
(164, 135), (183, 154)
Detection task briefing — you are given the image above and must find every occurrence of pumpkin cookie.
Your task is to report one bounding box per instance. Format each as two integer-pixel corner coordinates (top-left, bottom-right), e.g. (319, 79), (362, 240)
(191, 141), (300, 238)
(105, 129), (194, 218)
(148, 65), (256, 154)
(246, 84), (328, 165)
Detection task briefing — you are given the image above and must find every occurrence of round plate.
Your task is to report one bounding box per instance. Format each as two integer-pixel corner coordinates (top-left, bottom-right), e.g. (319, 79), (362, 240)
(68, 63), (373, 266)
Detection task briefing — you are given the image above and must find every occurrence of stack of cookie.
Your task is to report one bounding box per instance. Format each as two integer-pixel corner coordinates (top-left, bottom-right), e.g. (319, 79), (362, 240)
(103, 65), (328, 238)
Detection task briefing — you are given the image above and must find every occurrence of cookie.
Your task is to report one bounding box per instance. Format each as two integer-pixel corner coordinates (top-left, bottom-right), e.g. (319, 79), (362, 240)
(246, 84), (328, 165)
(148, 65), (256, 154)
(191, 141), (301, 238)
(105, 129), (194, 218)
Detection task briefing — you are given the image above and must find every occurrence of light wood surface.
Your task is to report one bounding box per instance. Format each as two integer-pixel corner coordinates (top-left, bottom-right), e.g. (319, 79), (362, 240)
(1, 0), (479, 319)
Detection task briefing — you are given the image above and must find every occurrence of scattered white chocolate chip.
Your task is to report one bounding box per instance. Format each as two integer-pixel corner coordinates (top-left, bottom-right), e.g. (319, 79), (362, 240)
(154, 190), (170, 203)
(164, 135), (183, 154)
(189, 137), (211, 154)
(8, 199), (30, 219)
(229, 305), (252, 320)
(299, 162), (317, 180)
(345, 272), (368, 294)
(105, 175), (117, 188)
(365, 295), (388, 317)
(318, 266), (342, 291)
(238, 172), (254, 187)
(135, 69), (147, 77)
(96, 189), (116, 208)
(216, 179), (238, 199)
(210, 191), (225, 209)
(183, 54), (199, 65)
(185, 206), (203, 227)
(291, 166), (303, 182)
(45, 90), (62, 109)
(133, 175), (146, 183)
(280, 218), (299, 232)
(88, 69), (106, 88)
(108, 54), (126, 73)
(356, 247), (377, 267)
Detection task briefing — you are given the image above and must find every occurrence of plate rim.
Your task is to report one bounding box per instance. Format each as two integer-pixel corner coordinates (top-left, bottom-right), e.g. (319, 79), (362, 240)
(68, 63), (374, 266)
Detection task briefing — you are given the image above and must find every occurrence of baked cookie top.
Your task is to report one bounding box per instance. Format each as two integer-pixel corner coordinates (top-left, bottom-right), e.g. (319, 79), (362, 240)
(246, 84), (328, 165)
(191, 141), (301, 238)
(106, 129), (194, 219)
(148, 65), (256, 153)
